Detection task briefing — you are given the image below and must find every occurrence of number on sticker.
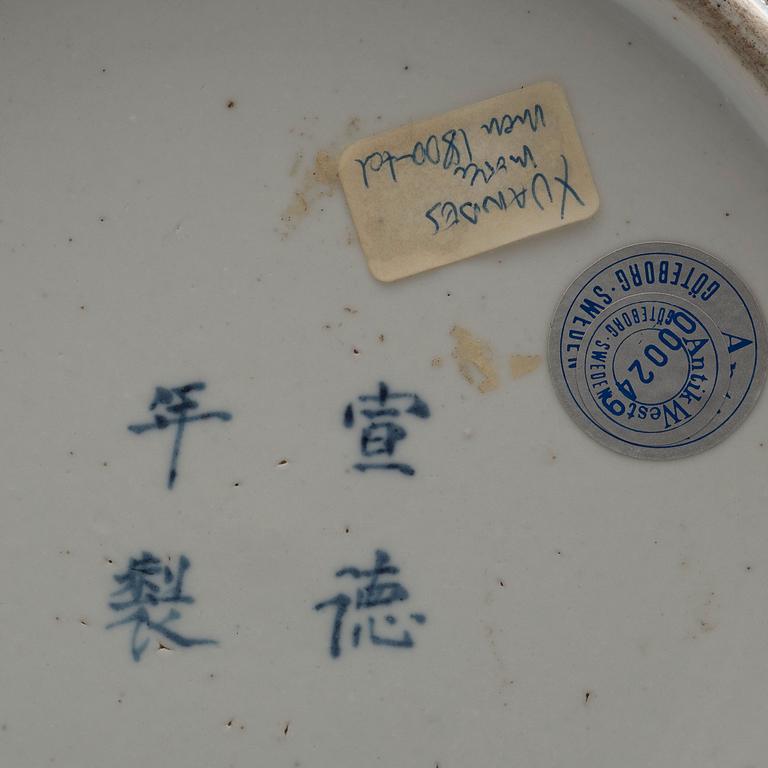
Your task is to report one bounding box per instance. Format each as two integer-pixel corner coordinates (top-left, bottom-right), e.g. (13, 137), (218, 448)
(617, 330), (684, 401)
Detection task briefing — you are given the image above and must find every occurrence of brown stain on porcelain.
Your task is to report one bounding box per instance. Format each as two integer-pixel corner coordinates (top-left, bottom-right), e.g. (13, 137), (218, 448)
(450, 325), (499, 393)
(280, 150), (340, 236)
(674, 0), (768, 89)
(509, 354), (541, 379)
(313, 150), (339, 186)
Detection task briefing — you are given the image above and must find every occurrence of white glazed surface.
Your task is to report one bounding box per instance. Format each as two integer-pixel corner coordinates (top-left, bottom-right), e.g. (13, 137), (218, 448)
(1, 1), (767, 766)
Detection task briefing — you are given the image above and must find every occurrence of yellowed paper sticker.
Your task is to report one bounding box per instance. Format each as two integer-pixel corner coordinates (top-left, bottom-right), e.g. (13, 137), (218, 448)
(339, 81), (599, 282)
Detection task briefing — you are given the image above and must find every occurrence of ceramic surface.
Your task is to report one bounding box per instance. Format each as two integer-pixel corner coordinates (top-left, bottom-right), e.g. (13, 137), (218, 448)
(1, 1), (768, 766)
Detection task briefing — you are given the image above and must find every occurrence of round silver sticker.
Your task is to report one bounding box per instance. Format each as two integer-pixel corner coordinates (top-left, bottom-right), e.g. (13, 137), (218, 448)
(548, 243), (767, 459)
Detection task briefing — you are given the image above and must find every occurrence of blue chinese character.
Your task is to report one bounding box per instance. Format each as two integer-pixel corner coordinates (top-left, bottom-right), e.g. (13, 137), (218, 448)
(128, 382), (232, 489)
(343, 382), (429, 475)
(314, 549), (427, 659)
(106, 551), (217, 661)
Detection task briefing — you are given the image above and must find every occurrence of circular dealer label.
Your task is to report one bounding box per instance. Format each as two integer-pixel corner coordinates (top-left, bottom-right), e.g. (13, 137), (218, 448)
(548, 243), (767, 459)
(575, 293), (731, 448)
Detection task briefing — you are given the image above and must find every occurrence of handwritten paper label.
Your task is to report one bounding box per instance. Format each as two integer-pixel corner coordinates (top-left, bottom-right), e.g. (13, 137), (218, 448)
(339, 81), (599, 282)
